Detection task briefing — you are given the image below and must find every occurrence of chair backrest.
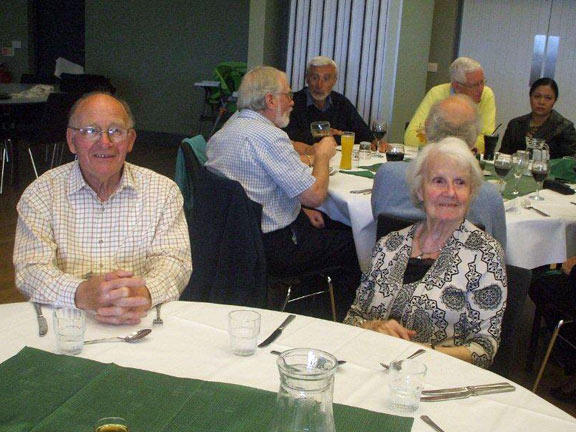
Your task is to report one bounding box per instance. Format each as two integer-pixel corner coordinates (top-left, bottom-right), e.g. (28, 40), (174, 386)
(178, 142), (267, 307)
(489, 265), (531, 378)
(181, 135), (207, 165)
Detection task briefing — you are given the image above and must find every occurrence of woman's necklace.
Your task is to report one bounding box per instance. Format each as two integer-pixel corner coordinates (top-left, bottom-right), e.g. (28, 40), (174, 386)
(415, 228), (444, 260)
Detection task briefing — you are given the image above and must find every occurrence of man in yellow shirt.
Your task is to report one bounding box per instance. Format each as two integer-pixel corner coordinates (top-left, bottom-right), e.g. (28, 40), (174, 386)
(404, 57), (496, 153)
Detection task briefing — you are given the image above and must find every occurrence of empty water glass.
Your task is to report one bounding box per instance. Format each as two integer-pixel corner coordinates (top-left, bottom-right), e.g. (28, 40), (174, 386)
(388, 359), (427, 412)
(53, 308), (86, 355)
(511, 151), (529, 196)
(228, 310), (261, 356)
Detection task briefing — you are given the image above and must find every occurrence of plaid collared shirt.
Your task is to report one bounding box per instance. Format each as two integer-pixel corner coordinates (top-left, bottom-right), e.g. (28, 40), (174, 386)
(14, 161), (192, 308)
(206, 109), (315, 233)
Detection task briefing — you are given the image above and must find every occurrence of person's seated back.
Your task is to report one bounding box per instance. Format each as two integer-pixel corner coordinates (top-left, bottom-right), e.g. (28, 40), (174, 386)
(372, 95), (507, 249)
(283, 55), (373, 146)
(13, 92), (192, 325)
(404, 56), (496, 154)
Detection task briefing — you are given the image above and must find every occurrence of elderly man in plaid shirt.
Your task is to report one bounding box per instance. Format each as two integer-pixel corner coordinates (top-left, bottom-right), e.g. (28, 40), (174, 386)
(14, 93), (192, 325)
(206, 66), (361, 320)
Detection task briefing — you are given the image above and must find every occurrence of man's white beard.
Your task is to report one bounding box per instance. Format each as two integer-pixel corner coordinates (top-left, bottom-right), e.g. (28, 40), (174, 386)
(274, 106), (290, 128)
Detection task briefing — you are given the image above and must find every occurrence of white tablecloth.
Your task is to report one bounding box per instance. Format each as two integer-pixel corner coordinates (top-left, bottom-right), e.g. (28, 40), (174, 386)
(319, 150), (576, 271)
(1, 301), (574, 431)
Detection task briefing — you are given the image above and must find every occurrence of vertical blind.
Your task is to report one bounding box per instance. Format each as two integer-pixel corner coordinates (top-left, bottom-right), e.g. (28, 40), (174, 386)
(286, 0), (392, 124)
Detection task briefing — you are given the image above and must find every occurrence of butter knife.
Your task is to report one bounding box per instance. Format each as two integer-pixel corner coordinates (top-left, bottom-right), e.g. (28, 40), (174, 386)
(258, 314), (296, 348)
(422, 382), (514, 395)
(33, 303), (48, 337)
(421, 383), (515, 401)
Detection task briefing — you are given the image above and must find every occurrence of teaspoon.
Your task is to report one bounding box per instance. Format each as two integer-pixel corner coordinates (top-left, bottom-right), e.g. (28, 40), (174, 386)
(84, 329), (152, 345)
(381, 348), (426, 369)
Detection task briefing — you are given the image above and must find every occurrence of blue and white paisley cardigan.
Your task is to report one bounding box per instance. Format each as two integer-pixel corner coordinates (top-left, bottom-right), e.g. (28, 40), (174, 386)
(345, 220), (507, 368)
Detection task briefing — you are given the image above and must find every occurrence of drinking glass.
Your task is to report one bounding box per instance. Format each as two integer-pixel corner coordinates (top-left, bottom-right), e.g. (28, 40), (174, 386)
(53, 308), (85, 355)
(493, 152), (512, 194)
(371, 119), (387, 158)
(228, 310), (261, 356)
(388, 359), (427, 412)
(310, 121), (331, 143)
(511, 151), (529, 196)
(530, 159), (549, 201)
(385, 143), (405, 162)
(94, 418), (129, 432)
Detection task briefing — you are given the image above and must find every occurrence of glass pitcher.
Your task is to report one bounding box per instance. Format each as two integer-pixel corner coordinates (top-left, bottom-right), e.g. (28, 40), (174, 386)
(525, 137), (549, 161)
(272, 348), (337, 432)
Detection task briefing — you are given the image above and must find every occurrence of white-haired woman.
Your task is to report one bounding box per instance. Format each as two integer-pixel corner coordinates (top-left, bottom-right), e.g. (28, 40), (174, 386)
(345, 137), (507, 368)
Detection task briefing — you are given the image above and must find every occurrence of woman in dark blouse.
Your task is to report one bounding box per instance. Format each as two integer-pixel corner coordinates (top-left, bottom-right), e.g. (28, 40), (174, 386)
(500, 78), (576, 159)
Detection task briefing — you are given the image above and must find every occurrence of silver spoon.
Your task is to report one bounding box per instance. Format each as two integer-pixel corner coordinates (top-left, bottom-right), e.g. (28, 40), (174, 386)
(521, 198), (550, 217)
(270, 350), (347, 365)
(381, 348), (426, 369)
(84, 329), (152, 345)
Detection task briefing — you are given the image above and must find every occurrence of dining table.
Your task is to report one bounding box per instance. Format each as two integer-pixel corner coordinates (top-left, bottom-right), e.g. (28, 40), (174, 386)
(319, 147), (576, 272)
(1, 300), (575, 431)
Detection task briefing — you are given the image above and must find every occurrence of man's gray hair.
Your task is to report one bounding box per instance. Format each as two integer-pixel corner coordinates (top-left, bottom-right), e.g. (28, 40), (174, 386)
(306, 56), (338, 78)
(426, 95), (481, 149)
(449, 57), (482, 84)
(406, 137), (484, 209)
(68, 91), (135, 128)
(237, 66), (286, 112)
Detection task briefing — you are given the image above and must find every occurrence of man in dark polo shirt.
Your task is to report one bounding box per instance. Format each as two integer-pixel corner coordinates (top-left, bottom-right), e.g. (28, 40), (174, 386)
(284, 56), (373, 146)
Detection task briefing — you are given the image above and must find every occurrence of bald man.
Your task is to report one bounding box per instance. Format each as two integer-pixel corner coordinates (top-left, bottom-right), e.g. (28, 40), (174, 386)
(372, 95), (506, 248)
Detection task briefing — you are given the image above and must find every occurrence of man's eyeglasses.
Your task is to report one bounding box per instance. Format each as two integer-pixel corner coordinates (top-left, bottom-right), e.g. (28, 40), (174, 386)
(68, 126), (132, 143)
(274, 91), (294, 101)
(457, 79), (487, 90)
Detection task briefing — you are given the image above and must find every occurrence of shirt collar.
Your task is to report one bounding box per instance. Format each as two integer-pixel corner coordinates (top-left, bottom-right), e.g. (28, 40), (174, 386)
(68, 161), (137, 199)
(306, 88), (333, 112)
(238, 108), (277, 126)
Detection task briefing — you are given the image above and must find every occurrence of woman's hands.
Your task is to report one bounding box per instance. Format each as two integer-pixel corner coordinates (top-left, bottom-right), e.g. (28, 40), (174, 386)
(361, 318), (416, 340)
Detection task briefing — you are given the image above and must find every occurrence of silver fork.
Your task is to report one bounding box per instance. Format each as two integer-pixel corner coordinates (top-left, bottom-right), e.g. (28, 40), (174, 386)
(381, 348), (426, 369)
(153, 304), (163, 325)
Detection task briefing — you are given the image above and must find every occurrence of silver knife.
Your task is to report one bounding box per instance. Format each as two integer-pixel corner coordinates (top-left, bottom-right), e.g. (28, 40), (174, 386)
(258, 314), (296, 348)
(421, 383), (515, 401)
(422, 382), (513, 395)
(529, 206), (550, 217)
(33, 303), (48, 337)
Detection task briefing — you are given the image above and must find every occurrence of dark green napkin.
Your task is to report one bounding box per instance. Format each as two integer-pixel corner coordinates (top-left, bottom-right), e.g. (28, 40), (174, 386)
(550, 158), (576, 183)
(340, 162), (385, 179)
(0, 347), (413, 432)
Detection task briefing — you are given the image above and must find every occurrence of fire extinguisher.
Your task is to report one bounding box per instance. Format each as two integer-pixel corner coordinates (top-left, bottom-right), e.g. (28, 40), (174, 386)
(0, 63), (12, 83)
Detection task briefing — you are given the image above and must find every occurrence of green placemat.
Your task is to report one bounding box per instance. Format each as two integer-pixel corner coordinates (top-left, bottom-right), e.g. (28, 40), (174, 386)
(483, 164), (538, 199)
(340, 169), (375, 179)
(0, 347), (413, 432)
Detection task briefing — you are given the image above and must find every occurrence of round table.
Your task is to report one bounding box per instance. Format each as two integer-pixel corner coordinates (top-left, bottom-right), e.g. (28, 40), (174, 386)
(1, 301), (574, 431)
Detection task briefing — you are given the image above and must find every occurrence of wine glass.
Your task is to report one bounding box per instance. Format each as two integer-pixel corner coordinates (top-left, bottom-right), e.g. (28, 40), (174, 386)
(310, 121), (331, 143)
(493, 152), (512, 194)
(371, 119), (387, 158)
(511, 151), (529, 196)
(530, 159), (549, 201)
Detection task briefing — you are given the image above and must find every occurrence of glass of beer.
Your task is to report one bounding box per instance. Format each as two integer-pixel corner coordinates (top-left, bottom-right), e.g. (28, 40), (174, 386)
(310, 121), (331, 143)
(340, 132), (355, 170)
(94, 417), (129, 432)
